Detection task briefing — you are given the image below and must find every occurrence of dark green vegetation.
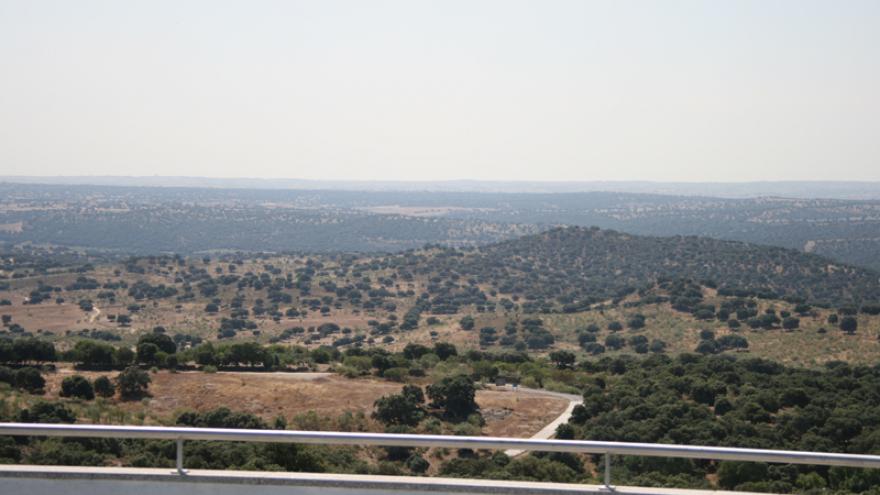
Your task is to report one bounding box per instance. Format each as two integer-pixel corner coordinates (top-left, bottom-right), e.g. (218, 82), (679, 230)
(4, 183), (880, 271)
(4, 347), (880, 493)
(442, 353), (880, 493)
(393, 227), (880, 308)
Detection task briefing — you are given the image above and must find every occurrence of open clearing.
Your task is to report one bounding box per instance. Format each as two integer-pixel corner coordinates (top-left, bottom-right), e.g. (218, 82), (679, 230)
(43, 368), (568, 437)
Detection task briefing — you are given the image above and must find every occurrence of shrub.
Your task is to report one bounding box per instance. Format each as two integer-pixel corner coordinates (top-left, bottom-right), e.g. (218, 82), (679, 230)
(459, 316), (475, 330)
(604, 334), (625, 350)
(18, 401), (76, 423)
(840, 316), (858, 334)
(116, 366), (151, 400)
(93, 375), (115, 398)
(60, 375), (95, 400)
(14, 367), (45, 393)
(382, 367), (408, 382)
(433, 342), (457, 360)
(373, 386), (425, 427)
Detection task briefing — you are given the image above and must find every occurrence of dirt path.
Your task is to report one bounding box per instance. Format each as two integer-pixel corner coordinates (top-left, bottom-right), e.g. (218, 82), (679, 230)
(491, 386), (583, 457)
(88, 306), (101, 323)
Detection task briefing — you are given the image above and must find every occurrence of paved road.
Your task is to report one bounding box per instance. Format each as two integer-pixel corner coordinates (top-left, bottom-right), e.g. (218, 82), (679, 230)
(488, 385), (583, 457)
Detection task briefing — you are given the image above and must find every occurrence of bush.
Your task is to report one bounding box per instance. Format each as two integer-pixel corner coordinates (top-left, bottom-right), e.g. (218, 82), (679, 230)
(93, 375), (115, 398)
(840, 316), (858, 334)
(695, 339), (718, 355)
(433, 342), (457, 360)
(14, 367), (45, 393)
(459, 316), (475, 330)
(0, 365), (13, 385)
(627, 314), (646, 329)
(649, 340), (667, 353)
(116, 366), (151, 400)
(717, 461), (769, 489)
(18, 401), (76, 423)
(782, 316), (800, 330)
(604, 334), (625, 350)
(382, 367), (408, 382)
(373, 386), (425, 427)
(60, 375), (95, 400)
(137, 333), (177, 354)
(583, 343), (606, 355)
(406, 454), (430, 473)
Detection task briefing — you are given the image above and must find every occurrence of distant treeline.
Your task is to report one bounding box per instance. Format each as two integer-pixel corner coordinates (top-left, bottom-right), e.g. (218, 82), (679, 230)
(3, 183), (880, 270)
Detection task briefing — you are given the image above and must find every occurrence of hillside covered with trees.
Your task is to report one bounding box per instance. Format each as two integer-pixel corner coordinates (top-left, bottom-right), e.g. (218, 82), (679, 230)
(390, 226), (880, 309)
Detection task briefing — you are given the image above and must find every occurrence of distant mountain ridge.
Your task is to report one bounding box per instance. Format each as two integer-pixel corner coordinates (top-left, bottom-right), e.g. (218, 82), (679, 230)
(3, 182), (880, 272)
(4, 176), (880, 199)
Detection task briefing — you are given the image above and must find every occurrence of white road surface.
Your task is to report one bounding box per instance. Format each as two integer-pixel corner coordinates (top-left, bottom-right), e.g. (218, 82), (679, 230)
(490, 385), (583, 457)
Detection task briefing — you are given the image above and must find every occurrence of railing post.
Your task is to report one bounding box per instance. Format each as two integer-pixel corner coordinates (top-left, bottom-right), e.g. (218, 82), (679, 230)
(176, 437), (186, 475)
(603, 452), (612, 490)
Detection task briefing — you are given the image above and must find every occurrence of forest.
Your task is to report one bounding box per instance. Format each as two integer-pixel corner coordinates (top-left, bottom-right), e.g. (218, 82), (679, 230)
(3, 183), (880, 271)
(2, 209), (880, 493)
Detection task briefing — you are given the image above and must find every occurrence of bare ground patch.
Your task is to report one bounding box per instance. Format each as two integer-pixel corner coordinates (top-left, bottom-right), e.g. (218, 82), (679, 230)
(42, 368), (568, 438)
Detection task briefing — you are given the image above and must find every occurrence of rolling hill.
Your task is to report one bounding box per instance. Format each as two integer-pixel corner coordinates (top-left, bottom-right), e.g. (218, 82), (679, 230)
(390, 226), (880, 309)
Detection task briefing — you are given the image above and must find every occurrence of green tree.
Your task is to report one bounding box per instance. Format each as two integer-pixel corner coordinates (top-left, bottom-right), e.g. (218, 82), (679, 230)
(840, 316), (858, 335)
(137, 333), (177, 354)
(60, 375), (95, 400)
(73, 340), (115, 368)
(116, 366), (151, 400)
(14, 367), (45, 393)
(115, 346), (135, 366)
(604, 334), (625, 350)
(426, 375), (479, 421)
(459, 316), (475, 330)
(93, 375), (115, 398)
(433, 342), (457, 360)
(136, 342), (161, 365)
(695, 339), (718, 355)
(549, 350), (575, 369)
(402, 343), (430, 360)
(373, 386), (425, 426)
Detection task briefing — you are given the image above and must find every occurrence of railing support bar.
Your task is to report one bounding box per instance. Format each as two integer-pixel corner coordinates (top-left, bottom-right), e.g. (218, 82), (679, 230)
(603, 452), (612, 490)
(176, 438), (186, 475)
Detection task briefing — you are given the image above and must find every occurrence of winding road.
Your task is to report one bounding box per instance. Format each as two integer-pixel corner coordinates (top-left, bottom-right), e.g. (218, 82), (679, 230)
(491, 385), (583, 457)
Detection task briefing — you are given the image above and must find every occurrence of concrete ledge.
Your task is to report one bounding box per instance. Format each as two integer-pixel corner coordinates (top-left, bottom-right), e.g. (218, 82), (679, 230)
(0, 465), (769, 495)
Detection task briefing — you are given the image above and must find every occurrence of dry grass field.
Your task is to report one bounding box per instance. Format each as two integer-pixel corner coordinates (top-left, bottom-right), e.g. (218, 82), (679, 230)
(34, 367), (568, 438)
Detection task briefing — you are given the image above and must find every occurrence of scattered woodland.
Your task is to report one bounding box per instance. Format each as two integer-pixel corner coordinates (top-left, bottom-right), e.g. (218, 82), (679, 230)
(4, 183), (880, 271)
(2, 202), (880, 493)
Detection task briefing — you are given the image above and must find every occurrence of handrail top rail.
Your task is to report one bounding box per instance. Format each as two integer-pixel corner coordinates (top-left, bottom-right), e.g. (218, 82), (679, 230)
(1, 422), (879, 469)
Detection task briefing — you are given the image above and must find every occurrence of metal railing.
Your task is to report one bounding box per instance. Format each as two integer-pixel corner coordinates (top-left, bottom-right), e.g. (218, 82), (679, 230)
(2, 422), (880, 489)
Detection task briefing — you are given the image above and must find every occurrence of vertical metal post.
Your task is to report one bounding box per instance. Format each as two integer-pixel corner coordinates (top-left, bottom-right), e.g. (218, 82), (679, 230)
(176, 438), (186, 475)
(603, 452), (611, 489)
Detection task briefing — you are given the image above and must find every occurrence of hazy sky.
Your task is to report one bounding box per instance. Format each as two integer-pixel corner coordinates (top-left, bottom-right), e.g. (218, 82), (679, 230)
(1, 1), (879, 182)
